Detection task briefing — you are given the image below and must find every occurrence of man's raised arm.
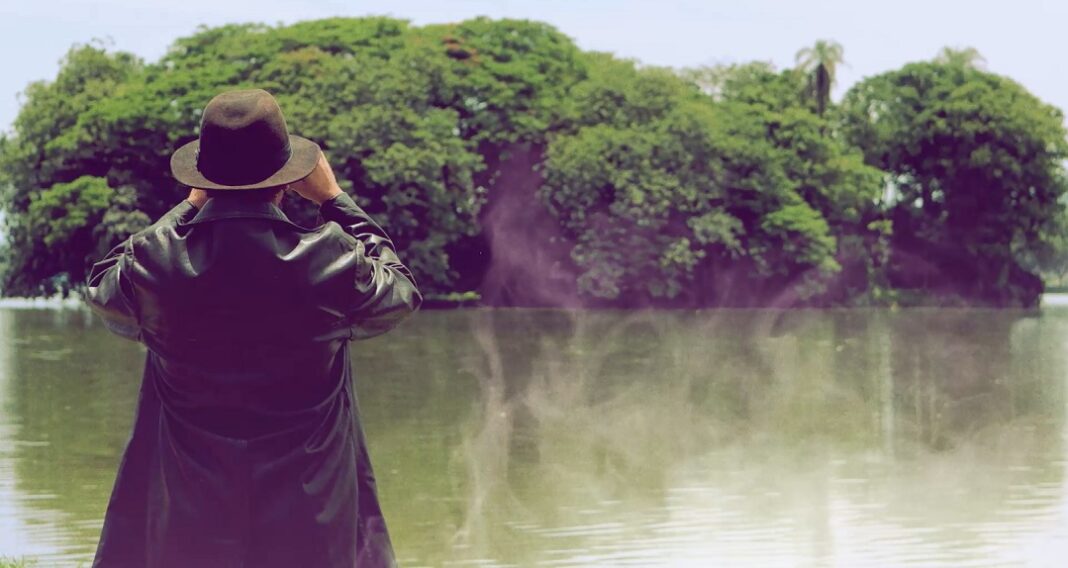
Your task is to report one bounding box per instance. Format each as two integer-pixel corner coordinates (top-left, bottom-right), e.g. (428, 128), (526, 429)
(85, 198), (199, 341)
(320, 192), (422, 339)
(86, 240), (141, 341)
(292, 153), (422, 340)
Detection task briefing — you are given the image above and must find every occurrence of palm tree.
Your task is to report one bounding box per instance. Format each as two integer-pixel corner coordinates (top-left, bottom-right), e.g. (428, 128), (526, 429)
(935, 47), (986, 69)
(795, 40), (845, 117)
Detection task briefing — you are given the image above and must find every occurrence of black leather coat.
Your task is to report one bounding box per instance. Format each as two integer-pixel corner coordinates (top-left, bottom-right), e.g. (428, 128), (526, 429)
(85, 192), (421, 567)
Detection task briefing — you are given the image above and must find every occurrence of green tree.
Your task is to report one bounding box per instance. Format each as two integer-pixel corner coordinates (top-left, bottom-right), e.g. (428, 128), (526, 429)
(0, 42), (147, 295)
(795, 40), (844, 117)
(839, 61), (1068, 306)
(4, 176), (147, 295)
(682, 62), (889, 304)
(540, 58), (882, 306)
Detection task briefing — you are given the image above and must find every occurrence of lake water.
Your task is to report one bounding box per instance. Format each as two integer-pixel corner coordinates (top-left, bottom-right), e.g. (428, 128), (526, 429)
(2, 305), (1068, 567)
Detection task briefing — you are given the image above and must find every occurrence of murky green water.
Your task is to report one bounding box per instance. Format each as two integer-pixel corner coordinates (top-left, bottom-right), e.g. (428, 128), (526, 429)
(2, 306), (1068, 567)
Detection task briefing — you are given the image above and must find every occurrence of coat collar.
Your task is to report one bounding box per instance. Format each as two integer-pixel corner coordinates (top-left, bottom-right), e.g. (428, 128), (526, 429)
(186, 196), (308, 230)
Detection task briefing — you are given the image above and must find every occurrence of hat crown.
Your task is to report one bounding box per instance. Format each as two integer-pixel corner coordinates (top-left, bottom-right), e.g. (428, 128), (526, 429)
(196, 89), (293, 186)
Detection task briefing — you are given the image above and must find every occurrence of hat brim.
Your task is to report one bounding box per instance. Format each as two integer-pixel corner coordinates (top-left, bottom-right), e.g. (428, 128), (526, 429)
(170, 135), (321, 190)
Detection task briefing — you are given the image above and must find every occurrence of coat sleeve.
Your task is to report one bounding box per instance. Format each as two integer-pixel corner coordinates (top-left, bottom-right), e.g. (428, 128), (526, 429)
(319, 193), (422, 340)
(85, 200), (199, 342)
(85, 239), (142, 341)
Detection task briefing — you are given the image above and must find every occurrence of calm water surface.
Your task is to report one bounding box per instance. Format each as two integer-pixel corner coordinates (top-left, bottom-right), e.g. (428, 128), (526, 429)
(2, 306), (1068, 566)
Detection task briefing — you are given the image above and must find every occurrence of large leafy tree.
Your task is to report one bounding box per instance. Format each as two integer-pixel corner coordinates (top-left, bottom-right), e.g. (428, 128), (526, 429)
(839, 58), (1068, 306)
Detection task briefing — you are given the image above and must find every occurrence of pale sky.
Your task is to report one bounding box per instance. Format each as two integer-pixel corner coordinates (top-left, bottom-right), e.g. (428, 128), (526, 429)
(1, 0), (1067, 132)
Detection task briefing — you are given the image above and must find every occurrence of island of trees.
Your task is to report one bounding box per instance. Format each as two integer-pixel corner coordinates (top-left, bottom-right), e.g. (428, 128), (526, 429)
(2, 17), (1066, 308)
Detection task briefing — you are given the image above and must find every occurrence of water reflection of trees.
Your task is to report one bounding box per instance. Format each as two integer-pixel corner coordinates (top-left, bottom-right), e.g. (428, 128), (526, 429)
(454, 310), (727, 564)
(887, 311), (1062, 451)
(863, 310), (1066, 563)
(448, 308), (1068, 565)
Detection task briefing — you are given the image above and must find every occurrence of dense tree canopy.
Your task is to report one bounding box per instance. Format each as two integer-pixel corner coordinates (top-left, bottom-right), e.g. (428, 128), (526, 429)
(839, 59), (1068, 306)
(543, 58), (882, 306)
(0, 20), (1063, 307)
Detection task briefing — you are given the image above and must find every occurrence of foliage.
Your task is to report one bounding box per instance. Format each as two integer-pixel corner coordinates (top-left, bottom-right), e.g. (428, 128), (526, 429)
(0, 41), (145, 295)
(839, 58), (1068, 306)
(541, 60), (882, 305)
(2, 175), (148, 296)
(0, 20), (1063, 307)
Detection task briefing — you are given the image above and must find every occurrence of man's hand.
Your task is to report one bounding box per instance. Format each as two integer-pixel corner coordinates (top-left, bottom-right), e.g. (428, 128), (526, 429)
(290, 152), (343, 205)
(187, 188), (209, 209)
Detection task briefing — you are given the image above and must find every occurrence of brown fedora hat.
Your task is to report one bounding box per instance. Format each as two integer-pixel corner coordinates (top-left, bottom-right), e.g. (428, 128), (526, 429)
(170, 89), (320, 190)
